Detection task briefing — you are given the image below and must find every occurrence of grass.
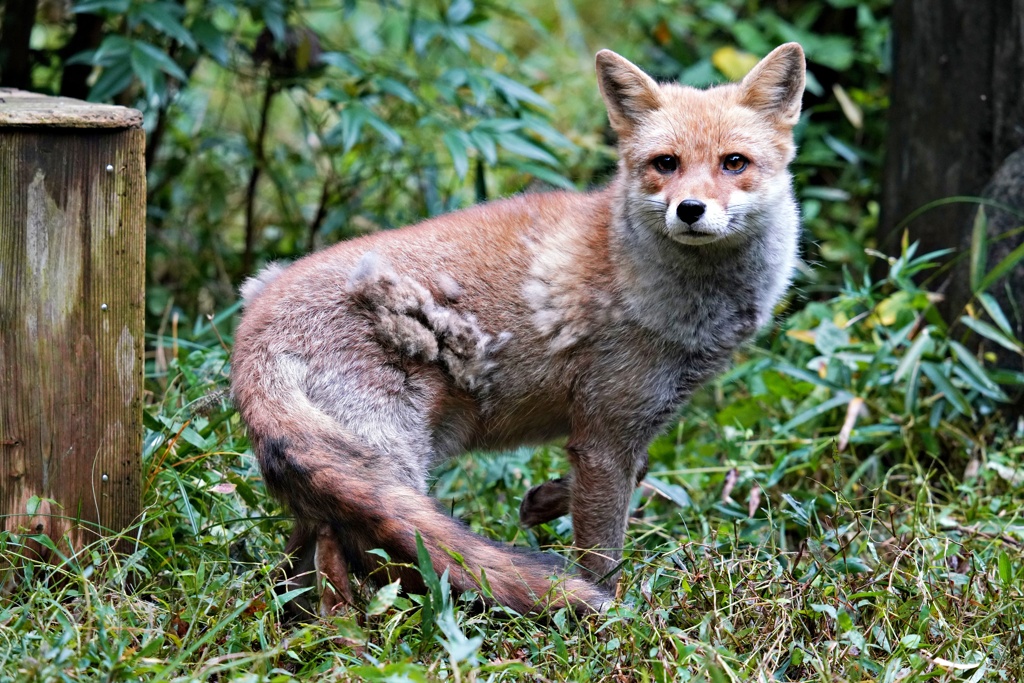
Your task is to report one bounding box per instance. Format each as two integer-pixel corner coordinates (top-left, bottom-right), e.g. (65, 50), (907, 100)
(2, 250), (1024, 682)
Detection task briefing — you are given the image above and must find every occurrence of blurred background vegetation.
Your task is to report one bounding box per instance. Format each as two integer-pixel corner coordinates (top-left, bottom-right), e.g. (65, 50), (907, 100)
(5, 1), (1024, 680)
(3, 0), (891, 321)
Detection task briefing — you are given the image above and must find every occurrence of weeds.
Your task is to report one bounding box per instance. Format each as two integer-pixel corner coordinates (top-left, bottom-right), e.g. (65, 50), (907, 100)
(2, 244), (1023, 682)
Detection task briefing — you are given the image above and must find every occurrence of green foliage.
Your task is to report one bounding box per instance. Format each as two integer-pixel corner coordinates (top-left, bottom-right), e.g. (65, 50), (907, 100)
(63, 0), (586, 323)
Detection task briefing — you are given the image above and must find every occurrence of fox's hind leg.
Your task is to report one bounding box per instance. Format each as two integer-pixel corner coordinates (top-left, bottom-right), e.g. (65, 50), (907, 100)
(272, 523), (318, 622)
(314, 524), (355, 616)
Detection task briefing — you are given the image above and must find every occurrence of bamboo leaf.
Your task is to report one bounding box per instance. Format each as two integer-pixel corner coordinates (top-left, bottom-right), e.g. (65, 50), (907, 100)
(977, 292), (1015, 336)
(921, 362), (973, 416)
(497, 132), (559, 165)
(977, 240), (1024, 293)
(365, 114), (403, 150)
(960, 316), (1024, 355)
(775, 393), (851, 434)
(949, 340), (1007, 400)
(507, 161), (575, 190)
(904, 361), (921, 414)
(366, 581), (401, 616)
(894, 329), (932, 381)
(643, 476), (693, 509)
(443, 130), (470, 180)
(773, 361), (845, 392)
(952, 365), (1008, 401)
(132, 40), (187, 81)
(137, 3), (196, 50)
(468, 129), (497, 165)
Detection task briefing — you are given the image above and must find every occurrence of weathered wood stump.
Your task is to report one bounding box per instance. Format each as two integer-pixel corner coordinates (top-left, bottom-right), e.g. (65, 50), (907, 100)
(0, 89), (145, 561)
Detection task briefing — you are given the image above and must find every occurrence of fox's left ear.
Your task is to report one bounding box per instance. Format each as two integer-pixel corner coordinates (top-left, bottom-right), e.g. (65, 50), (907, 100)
(739, 42), (806, 127)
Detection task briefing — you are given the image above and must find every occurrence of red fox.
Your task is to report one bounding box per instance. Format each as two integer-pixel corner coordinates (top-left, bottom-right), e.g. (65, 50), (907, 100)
(231, 43), (805, 616)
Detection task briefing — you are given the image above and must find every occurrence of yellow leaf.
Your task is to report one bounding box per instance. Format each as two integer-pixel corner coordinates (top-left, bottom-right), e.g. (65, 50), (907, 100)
(712, 46), (760, 81)
(873, 291), (913, 327)
(832, 84), (863, 129)
(786, 329), (817, 345)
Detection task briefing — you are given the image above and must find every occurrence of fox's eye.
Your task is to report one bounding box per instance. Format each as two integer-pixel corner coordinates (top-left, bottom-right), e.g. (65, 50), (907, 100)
(723, 154), (748, 173)
(651, 155), (678, 174)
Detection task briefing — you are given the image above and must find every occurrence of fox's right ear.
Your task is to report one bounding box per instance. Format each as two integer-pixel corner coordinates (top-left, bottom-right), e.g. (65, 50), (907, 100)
(739, 42), (806, 127)
(596, 50), (661, 137)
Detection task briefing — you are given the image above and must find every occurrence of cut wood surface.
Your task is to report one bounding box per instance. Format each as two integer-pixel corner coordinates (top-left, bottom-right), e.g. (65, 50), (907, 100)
(0, 90), (145, 558)
(0, 88), (143, 128)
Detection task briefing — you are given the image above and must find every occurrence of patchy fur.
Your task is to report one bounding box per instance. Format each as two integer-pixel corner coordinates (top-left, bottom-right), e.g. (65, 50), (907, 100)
(348, 251), (503, 392)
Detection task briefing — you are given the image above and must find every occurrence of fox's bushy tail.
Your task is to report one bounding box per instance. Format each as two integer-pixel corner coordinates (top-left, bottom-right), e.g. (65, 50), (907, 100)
(254, 431), (608, 615)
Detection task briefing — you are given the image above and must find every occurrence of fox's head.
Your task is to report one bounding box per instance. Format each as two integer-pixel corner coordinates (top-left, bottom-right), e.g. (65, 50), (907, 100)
(596, 43), (805, 247)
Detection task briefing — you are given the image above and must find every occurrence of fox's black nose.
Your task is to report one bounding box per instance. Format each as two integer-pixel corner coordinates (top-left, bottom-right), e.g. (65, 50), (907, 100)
(676, 200), (706, 225)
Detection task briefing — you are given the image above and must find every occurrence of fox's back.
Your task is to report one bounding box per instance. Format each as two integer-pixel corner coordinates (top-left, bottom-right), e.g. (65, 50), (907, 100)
(232, 188), (618, 458)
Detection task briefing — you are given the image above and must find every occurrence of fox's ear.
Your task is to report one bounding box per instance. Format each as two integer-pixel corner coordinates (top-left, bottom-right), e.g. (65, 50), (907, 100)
(595, 50), (661, 136)
(739, 42), (805, 127)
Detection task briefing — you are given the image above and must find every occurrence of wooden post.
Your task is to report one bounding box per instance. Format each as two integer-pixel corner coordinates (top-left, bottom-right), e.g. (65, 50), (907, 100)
(0, 90), (145, 560)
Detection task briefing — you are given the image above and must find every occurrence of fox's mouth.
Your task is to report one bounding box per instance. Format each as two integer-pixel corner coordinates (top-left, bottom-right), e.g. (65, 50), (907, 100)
(669, 227), (721, 245)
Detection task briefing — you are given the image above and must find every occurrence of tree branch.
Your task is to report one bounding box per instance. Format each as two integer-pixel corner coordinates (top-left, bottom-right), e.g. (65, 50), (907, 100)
(59, 12), (105, 99)
(242, 76), (277, 275)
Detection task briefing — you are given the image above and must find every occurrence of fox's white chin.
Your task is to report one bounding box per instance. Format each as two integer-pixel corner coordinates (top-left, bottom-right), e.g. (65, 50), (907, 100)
(667, 229), (724, 246)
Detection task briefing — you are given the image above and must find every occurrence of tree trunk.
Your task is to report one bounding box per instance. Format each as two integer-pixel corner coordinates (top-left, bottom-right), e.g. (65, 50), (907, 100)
(880, 0), (1024, 397)
(0, 0), (39, 89)
(59, 12), (106, 100)
(881, 1), (1024, 257)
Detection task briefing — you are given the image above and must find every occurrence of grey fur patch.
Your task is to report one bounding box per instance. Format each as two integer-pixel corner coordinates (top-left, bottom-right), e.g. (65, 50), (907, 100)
(349, 252), (503, 391)
(523, 237), (625, 352)
(240, 261), (288, 307)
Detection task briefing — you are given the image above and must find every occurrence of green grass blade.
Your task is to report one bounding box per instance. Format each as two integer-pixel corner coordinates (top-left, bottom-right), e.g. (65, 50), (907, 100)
(969, 207), (988, 293)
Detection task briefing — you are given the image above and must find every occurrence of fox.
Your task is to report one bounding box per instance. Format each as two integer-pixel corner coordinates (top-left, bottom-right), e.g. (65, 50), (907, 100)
(231, 43), (806, 617)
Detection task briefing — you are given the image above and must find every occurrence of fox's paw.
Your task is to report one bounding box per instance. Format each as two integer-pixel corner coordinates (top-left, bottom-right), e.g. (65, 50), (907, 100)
(519, 477), (571, 527)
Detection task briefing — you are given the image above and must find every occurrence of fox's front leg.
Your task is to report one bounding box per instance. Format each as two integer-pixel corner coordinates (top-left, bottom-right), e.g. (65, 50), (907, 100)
(566, 439), (647, 584)
(521, 454), (650, 528)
